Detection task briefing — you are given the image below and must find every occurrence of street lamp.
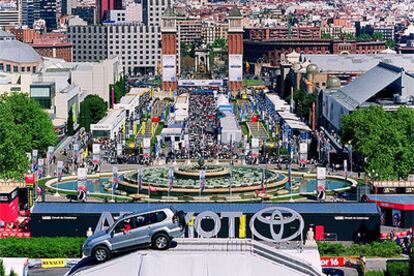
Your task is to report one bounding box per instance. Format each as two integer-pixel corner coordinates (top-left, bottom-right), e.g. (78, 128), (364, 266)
(347, 141), (353, 177)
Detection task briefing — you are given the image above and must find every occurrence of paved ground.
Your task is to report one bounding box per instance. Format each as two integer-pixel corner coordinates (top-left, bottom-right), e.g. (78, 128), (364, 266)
(29, 268), (70, 276)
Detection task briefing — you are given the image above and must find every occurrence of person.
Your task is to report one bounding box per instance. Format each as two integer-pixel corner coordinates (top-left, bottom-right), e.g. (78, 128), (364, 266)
(123, 220), (131, 233)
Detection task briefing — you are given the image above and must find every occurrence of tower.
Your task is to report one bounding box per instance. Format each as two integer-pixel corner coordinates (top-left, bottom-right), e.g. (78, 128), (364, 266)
(227, 7), (244, 93)
(161, 5), (178, 92)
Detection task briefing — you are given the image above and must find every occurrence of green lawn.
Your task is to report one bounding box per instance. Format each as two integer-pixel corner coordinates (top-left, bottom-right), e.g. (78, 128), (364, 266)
(243, 78), (265, 86)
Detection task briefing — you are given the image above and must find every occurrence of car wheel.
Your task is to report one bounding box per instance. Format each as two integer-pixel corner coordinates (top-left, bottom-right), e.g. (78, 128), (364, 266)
(152, 233), (171, 250)
(93, 246), (111, 263)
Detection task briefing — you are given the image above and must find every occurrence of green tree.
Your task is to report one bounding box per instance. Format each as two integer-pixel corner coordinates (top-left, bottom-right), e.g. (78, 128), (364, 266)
(321, 33), (333, 39)
(340, 106), (414, 179)
(67, 108), (75, 135)
(79, 95), (108, 132)
(372, 31), (384, 41)
(357, 33), (372, 41)
(113, 76), (126, 104)
(385, 39), (395, 49)
(0, 93), (56, 179)
(211, 38), (227, 49)
(339, 32), (356, 40)
(286, 90), (317, 120)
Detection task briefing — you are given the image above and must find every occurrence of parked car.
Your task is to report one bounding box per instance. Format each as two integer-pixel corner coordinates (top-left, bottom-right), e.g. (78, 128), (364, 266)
(82, 208), (186, 262)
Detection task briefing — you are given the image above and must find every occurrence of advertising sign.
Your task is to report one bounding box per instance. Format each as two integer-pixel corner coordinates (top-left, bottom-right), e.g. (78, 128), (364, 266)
(116, 144), (123, 156)
(112, 167), (118, 191)
(92, 144), (100, 154)
(143, 138), (151, 149)
(178, 79), (223, 87)
(37, 159), (44, 178)
(41, 258), (65, 268)
(317, 167), (326, 192)
(162, 55), (177, 82)
(251, 138), (259, 148)
(299, 142), (308, 163)
(229, 54), (243, 82)
(57, 161), (63, 182)
(25, 174), (35, 186)
(320, 257), (345, 267)
(77, 168), (87, 189)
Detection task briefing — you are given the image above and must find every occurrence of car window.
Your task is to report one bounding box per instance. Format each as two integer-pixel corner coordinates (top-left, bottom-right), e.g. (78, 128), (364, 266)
(130, 215), (146, 229)
(113, 220), (125, 234)
(147, 211), (166, 224)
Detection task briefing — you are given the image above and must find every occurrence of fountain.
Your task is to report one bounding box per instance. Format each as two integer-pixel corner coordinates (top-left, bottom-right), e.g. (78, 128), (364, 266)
(174, 158), (230, 178)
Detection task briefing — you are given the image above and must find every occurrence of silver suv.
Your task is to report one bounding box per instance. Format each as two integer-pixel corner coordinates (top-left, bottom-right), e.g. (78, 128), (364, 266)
(82, 208), (186, 262)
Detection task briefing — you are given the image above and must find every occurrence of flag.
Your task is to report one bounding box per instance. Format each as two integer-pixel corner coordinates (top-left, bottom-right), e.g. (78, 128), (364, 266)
(112, 167), (118, 192)
(228, 167), (233, 191)
(149, 185), (157, 193)
(261, 167), (265, 191)
(168, 167), (174, 192)
(57, 161), (63, 182)
(137, 168), (143, 193)
(199, 170), (206, 193)
(38, 159), (44, 178)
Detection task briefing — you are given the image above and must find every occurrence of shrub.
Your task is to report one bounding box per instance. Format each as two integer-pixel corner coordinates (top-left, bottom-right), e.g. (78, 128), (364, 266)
(0, 237), (85, 258)
(386, 261), (409, 276)
(0, 260), (5, 276)
(318, 240), (402, 257)
(365, 272), (384, 276)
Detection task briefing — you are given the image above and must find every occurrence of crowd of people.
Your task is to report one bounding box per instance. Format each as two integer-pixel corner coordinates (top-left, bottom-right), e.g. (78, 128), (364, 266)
(187, 92), (219, 159)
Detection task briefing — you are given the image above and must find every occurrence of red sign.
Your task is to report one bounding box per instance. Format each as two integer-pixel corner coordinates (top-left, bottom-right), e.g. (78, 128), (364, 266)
(25, 174), (35, 186)
(151, 117), (160, 123)
(320, 257), (345, 267)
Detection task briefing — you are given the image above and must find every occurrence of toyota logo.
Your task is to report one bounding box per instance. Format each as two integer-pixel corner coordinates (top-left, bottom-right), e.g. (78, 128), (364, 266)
(249, 207), (305, 243)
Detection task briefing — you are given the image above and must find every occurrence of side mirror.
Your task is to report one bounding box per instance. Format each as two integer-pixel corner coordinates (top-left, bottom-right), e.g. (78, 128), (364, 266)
(110, 231), (114, 238)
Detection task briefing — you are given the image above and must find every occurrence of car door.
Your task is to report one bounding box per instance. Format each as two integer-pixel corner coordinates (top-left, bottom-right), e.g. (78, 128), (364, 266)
(146, 211), (168, 237)
(109, 219), (133, 251)
(128, 214), (151, 246)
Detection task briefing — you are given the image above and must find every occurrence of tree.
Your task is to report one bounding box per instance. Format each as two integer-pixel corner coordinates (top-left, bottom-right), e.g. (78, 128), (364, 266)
(357, 33), (372, 41)
(321, 33), (333, 39)
(211, 38), (227, 50)
(0, 93), (57, 179)
(79, 95), (108, 132)
(286, 90), (317, 120)
(385, 39), (395, 49)
(339, 32), (356, 40)
(113, 76), (126, 104)
(372, 31), (384, 41)
(180, 56), (195, 74)
(340, 106), (414, 179)
(67, 108), (75, 135)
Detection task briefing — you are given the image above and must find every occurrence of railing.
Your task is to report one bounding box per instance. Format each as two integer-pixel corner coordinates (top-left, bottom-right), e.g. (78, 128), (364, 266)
(172, 238), (323, 276)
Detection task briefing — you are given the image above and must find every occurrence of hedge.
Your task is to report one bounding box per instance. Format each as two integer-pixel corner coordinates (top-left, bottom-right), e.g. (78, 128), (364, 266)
(0, 237), (86, 258)
(318, 240), (402, 257)
(386, 261), (409, 276)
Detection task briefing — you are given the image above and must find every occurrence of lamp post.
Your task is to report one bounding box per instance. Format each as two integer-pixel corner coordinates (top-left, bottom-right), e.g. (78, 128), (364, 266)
(367, 169), (379, 197)
(347, 141), (353, 176)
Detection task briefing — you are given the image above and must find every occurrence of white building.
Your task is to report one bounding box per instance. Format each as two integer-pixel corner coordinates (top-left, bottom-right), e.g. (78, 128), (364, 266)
(70, 57), (122, 104)
(108, 4), (143, 24)
(114, 93), (140, 118)
(91, 108), (126, 140)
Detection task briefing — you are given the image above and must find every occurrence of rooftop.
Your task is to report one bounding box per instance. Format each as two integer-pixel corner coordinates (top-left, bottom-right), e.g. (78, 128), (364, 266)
(303, 54), (414, 73)
(0, 40), (42, 64)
